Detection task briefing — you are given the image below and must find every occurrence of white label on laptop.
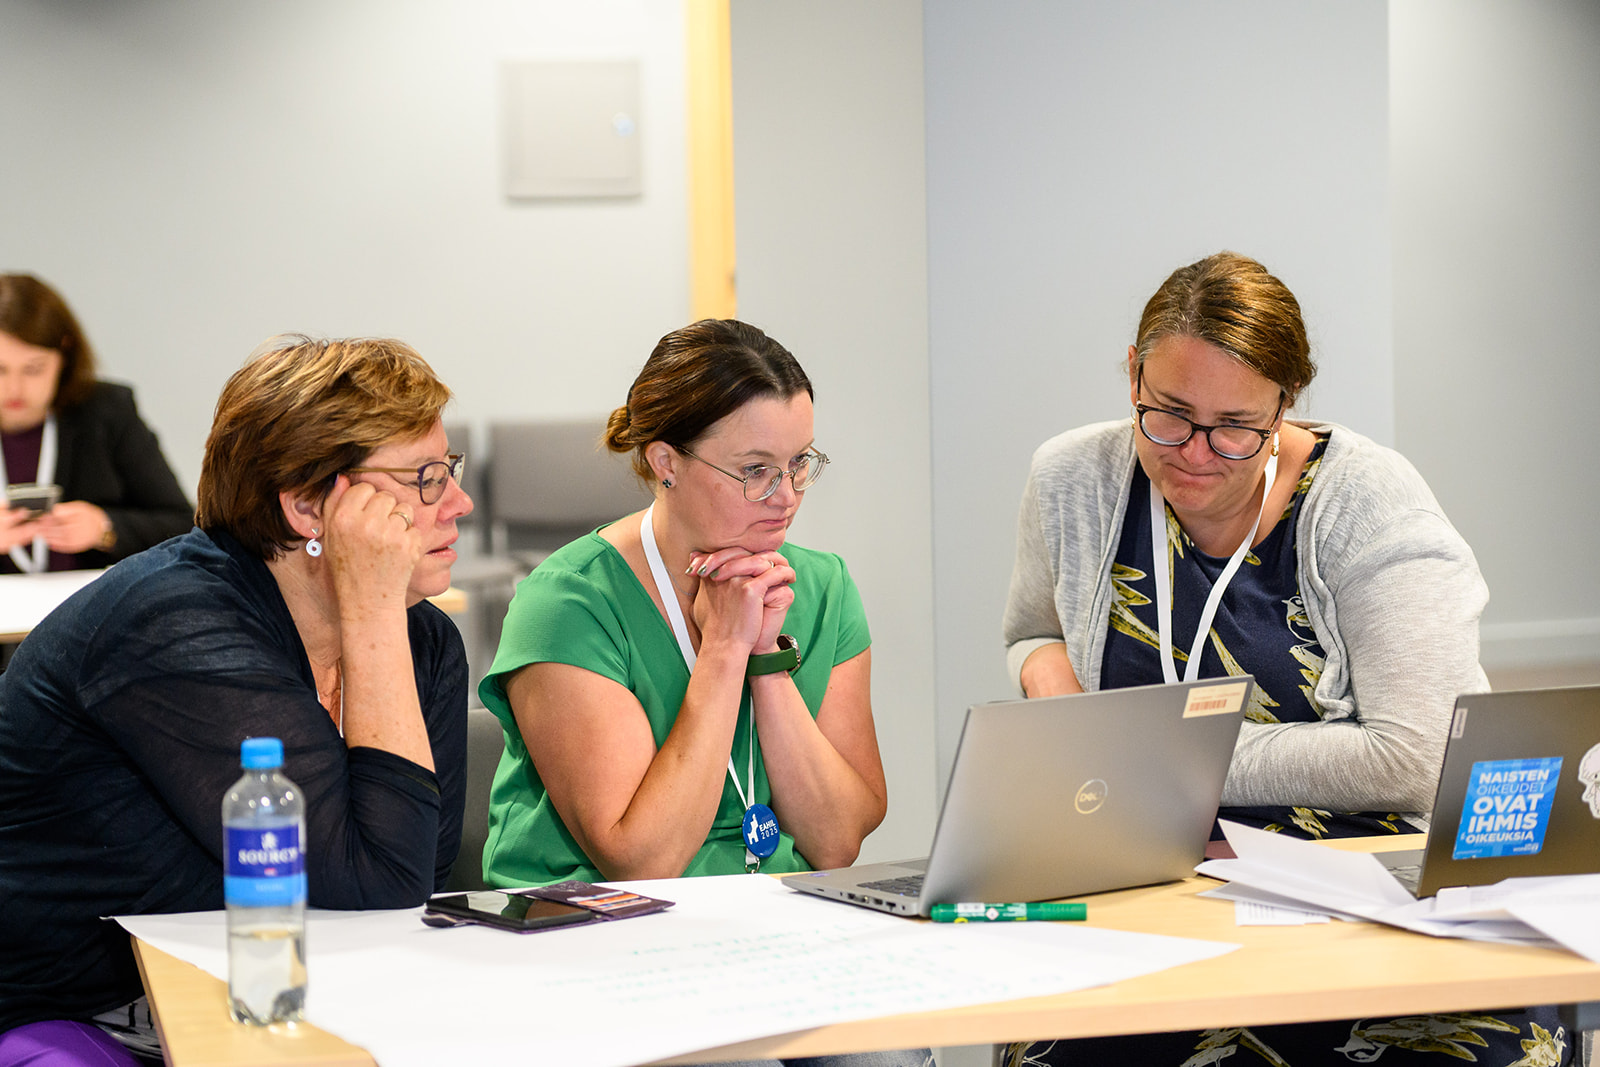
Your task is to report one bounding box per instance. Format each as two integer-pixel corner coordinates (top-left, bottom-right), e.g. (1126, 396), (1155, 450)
(1183, 681), (1248, 718)
(1453, 756), (1563, 860)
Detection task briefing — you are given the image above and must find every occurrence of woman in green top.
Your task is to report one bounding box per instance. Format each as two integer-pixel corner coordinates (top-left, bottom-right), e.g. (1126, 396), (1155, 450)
(479, 319), (889, 887)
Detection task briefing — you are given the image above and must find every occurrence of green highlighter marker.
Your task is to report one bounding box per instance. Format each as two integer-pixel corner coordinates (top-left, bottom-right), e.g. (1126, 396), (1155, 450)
(928, 902), (1087, 923)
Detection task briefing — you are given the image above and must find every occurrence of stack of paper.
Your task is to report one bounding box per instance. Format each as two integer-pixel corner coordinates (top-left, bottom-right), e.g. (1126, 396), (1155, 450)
(120, 873), (1239, 1067)
(1198, 821), (1600, 961)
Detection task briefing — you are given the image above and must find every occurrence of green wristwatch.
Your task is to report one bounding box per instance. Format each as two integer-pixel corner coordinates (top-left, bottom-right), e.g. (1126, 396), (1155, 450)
(746, 634), (800, 676)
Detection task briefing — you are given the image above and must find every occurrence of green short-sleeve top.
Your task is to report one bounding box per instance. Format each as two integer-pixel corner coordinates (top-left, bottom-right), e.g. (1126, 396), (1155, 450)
(477, 529), (871, 886)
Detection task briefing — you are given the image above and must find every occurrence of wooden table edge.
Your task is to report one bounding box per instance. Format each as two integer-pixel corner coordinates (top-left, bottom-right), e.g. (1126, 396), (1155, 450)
(133, 938), (374, 1067)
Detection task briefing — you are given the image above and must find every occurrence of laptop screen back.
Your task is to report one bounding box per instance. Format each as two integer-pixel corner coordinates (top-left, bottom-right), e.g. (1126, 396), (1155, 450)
(918, 678), (1251, 908)
(1415, 685), (1600, 897)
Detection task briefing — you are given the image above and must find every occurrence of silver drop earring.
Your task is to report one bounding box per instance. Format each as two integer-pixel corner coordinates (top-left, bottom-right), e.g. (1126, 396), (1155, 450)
(306, 529), (323, 557)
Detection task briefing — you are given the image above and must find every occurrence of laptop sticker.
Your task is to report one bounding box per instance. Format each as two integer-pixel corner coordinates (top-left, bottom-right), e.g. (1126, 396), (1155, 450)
(1452, 756), (1563, 859)
(1579, 743), (1600, 819)
(1183, 681), (1248, 718)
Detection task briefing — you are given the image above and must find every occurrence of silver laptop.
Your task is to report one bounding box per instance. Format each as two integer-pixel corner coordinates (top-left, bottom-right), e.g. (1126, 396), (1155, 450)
(1382, 684), (1600, 898)
(783, 677), (1252, 917)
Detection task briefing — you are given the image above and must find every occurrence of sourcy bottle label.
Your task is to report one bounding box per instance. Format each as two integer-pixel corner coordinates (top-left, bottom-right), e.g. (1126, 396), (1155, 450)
(225, 825), (307, 907)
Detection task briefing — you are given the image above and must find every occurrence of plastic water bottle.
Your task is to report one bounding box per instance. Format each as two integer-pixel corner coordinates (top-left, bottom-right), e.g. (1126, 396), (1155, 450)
(223, 737), (307, 1025)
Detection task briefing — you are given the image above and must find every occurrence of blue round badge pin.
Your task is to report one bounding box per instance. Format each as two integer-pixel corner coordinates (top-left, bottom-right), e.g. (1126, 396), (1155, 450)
(741, 803), (780, 859)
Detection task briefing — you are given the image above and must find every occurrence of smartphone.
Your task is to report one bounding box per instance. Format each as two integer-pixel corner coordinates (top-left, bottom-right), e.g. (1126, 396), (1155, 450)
(423, 890), (592, 933)
(5, 483), (61, 517)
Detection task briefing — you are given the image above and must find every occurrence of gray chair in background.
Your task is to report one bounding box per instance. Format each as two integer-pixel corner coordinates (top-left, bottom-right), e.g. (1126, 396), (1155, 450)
(448, 417), (652, 703)
(445, 704), (506, 892)
(485, 417), (652, 571)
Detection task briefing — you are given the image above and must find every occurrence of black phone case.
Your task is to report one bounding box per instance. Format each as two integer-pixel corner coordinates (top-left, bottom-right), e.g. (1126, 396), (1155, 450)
(423, 881), (674, 934)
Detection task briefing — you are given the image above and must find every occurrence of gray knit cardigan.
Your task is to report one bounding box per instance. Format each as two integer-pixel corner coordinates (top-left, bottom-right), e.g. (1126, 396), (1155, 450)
(1003, 419), (1489, 821)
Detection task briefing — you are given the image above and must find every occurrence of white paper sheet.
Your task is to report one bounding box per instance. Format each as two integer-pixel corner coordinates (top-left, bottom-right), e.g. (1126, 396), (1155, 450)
(120, 874), (1238, 1067)
(1196, 821), (1417, 916)
(1196, 885), (1332, 926)
(1196, 821), (1596, 955)
(1508, 902), (1600, 964)
(1234, 900), (1331, 926)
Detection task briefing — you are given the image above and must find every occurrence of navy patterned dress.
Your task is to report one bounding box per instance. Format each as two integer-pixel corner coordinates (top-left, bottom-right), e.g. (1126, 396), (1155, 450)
(1100, 435), (1405, 839)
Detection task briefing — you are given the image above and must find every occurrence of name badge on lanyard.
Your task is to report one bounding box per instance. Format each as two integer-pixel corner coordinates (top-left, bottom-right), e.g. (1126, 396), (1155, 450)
(2, 415), (57, 574)
(1148, 445), (1277, 685)
(640, 505), (780, 872)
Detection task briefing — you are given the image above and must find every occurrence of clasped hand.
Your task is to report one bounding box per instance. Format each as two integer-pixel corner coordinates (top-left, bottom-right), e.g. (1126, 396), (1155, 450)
(318, 475), (422, 613)
(686, 547), (796, 654)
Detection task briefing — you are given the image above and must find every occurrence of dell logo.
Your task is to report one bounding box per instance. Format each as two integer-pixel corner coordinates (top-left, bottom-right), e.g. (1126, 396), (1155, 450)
(1074, 779), (1108, 814)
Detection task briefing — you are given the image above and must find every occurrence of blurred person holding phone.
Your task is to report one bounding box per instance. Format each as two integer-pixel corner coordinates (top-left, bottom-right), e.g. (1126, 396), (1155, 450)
(0, 336), (472, 1066)
(0, 273), (193, 575)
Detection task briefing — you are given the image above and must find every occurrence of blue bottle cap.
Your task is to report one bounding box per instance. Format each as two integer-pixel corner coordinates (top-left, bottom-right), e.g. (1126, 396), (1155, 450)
(240, 737), (284, 769)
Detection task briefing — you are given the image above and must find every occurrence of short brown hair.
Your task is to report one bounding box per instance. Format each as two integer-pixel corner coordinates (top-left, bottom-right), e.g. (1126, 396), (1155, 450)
(604, 319), (813, 481)
(196, 336), (452, 559)
(0, 273), (99, 408)
(1131, 252), (1317, 405)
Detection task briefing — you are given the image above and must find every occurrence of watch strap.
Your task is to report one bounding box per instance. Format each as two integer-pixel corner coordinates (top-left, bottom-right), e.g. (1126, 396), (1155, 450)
(746, 634), (800, 676)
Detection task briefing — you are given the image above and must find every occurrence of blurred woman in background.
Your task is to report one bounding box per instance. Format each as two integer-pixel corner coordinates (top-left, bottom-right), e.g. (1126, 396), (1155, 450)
(0, 273), (192, 574)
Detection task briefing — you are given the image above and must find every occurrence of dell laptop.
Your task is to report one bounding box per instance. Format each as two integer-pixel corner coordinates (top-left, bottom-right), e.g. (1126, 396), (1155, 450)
(1382, 684), (1600, 898)
(784, 676), (1252, 917)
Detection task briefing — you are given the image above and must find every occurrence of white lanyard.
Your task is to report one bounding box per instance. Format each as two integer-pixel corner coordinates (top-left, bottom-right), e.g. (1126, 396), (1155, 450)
(639, 505), (757, 815)
(1148, 444), (1277, 685)
(2, 414), (57, 574)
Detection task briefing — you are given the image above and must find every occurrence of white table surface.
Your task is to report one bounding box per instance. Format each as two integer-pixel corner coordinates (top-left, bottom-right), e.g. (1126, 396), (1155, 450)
(0, 568), (106, 642)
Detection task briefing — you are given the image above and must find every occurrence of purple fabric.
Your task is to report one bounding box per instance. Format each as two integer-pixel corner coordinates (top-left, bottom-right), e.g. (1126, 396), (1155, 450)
(0, 1021), (140, 1067)
(0, 422), (44, 485)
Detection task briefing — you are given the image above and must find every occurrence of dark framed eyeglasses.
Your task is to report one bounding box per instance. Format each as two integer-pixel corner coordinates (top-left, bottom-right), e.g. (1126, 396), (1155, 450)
(1133, 371), (1284, 461)
(346, 453), (466, 505)
(1133, 404), (1282, 461)
(676, 446), (829, 501)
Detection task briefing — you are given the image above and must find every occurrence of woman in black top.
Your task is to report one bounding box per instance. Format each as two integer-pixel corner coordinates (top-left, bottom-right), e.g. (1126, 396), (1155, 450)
(0, 336), (473, 1065)
(0, 274), (192, 573)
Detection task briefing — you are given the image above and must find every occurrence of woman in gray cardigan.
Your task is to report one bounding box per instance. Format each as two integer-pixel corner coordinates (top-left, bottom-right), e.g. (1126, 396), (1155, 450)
(1003, 252), (1570, 1065)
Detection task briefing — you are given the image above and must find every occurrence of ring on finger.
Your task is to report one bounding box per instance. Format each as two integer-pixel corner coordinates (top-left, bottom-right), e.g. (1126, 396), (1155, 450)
(392, 510), (414, 530)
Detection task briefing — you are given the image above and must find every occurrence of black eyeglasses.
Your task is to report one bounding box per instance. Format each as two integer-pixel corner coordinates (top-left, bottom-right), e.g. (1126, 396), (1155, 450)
(346, 453), (466, 505)
(1134, 375), (1283, 461)
(676, 446), (829, 501)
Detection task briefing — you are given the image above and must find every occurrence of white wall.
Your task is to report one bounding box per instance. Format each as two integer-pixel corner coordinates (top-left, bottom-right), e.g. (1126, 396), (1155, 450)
(1391, 0), (1600, 670)
(0, 0), (691, 494)
(730, 0), (938, 862)
(922, 0), (1393, 782)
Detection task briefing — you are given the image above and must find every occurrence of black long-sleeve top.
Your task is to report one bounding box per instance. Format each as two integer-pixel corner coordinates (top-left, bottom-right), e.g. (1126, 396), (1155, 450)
(0, 528), (466, 1031)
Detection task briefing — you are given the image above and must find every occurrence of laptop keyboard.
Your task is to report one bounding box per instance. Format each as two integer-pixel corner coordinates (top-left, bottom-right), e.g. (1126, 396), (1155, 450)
(1378, 847), (1426, 894)
(1389, 864), (1422, 893)
(860, 874), (924, 898)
